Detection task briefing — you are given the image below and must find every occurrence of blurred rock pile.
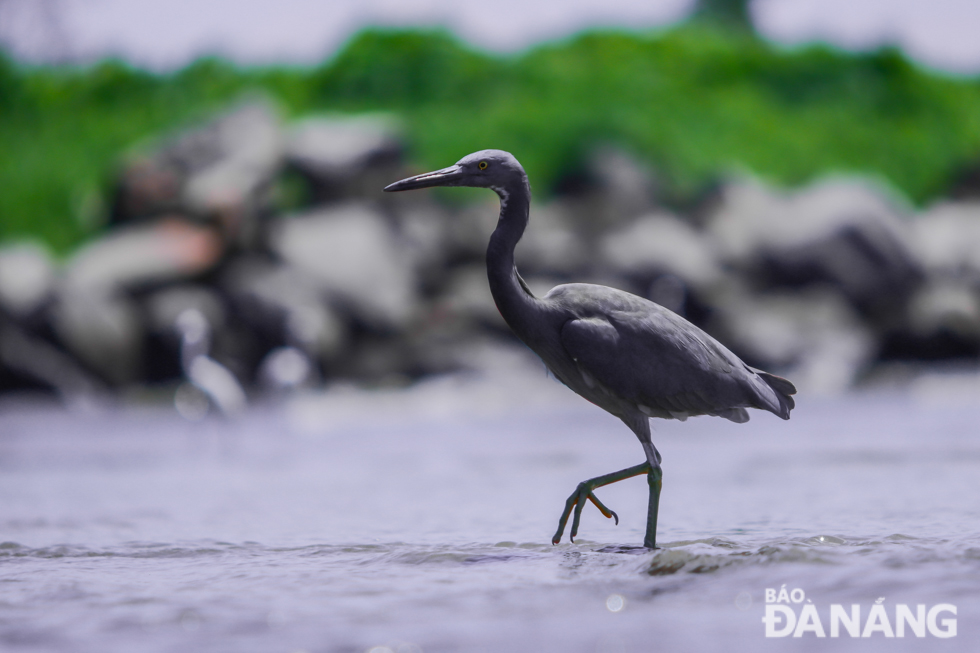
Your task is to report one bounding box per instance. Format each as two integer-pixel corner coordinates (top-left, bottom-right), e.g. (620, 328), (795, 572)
(2, 99), (979, 413)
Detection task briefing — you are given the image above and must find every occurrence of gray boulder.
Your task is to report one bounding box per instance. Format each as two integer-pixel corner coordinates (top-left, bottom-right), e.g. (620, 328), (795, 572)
(707, 175), (922, 320)
(269, 203), (417, 330)
(0, 316), (106, 406)
(706, 283), (875, 395)
(51, 287), (143, 386)
(599, 212), (722, 291)
(0, 242), (55, 318)
(563, 145), (658, 233)
(285, 113), (402, 201)
(53, 218), (224, 385)
(115, 100), (283, 246)
(181, 101), (283, 221)
(905, 279), (980, 342)
(434, 263), (506, 332)
(222, 258), (347, 362)
(441, 198), (501, 262)
(112, 156), (183, 222)
(516, 203), (589, 277)
(899, 202), (980, 354)
(910, 201), (980, 282)
(393, 204), (453, 291)
(62, 217), (224, 293)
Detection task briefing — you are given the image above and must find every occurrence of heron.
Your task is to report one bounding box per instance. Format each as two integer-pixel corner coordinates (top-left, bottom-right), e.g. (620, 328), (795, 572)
(384, 150), (796, 548)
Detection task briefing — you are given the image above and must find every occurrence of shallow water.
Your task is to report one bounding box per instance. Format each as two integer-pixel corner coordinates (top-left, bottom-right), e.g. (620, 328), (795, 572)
(2, 354), (980, 652)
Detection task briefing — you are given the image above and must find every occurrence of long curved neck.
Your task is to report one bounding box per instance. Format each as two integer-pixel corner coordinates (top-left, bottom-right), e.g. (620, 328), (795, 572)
(486, 176), (540, 338)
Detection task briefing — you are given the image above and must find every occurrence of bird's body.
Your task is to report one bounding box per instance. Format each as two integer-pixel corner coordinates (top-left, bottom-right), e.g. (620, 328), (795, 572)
(385, 149), (795, 548)
(503, 281), (793, 426)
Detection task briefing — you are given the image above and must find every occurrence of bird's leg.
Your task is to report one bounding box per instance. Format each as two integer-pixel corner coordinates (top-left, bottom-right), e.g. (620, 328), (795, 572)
(644, 464), (663, 549)
(552, 462), (651, 544)
(642, 441), (663, 549)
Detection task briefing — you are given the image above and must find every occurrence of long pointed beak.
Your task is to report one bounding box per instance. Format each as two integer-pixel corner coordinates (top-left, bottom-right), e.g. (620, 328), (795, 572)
(384, 164), (463, 192)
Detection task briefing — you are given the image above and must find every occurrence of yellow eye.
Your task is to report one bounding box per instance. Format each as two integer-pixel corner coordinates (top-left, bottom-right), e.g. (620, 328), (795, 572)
(478, 161), (488, 170)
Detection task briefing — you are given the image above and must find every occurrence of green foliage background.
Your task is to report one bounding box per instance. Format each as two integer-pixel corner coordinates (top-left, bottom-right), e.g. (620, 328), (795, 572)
(3, 24), (980, 253)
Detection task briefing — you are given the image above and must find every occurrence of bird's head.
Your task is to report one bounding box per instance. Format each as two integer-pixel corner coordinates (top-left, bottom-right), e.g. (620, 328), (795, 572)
(384, 150), (526, 193)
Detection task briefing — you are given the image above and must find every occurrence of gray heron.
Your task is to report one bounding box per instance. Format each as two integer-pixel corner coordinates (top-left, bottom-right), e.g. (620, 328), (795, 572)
(385, 150), (796, 548)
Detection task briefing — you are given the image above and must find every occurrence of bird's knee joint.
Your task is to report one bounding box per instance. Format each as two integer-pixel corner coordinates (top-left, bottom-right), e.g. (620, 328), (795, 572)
(648, 466), (663, 484)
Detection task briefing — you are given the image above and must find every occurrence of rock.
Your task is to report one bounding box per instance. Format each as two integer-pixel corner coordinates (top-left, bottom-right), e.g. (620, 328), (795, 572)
(114, 100), (283, 245)
(222, 258), (346, 362)
(707, 284), (875, 394)
(707, 175), (922, 320)
(892, 202), (980, 359)
(59, 206), (221, 387)
(517, 203), (589, 277)
(285, 113), (402, 201)
(270, 203), (417, 330)
(557, 145), (658, 233)
(434, 263), (506, 332)
(0, 242), (55, 318)
(394, 204), (452, 292)
(63, 217), (224, 293)
(0, 316), (106, 406)
(599, 211), (721, 294)
(110, 156), (183, 223)
(910, 201), (980, 281)
(877, 279), (980, 362)
(440, 198), (500, 264)
(51, 287), (143, 386)
(589, 145), (658, 215)
(181, 100), (283, 241)
(906, 279), (980, 340)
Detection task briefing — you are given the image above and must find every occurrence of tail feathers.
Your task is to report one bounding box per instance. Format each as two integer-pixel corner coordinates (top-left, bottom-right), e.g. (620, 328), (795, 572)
(715, 407), (750, 423)
(758, 371), (797, 398)
(751, 369), (797, 419)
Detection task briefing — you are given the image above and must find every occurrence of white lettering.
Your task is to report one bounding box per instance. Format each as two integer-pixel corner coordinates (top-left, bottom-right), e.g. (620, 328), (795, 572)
(763, 605), (796, 637)
(759, 590), (957, 639)
(895, 604), (926, 637)
(927, 604), (957, 638)
(793, 604), (825, 637)
(862, 604), (894, 637)
(830, 604), (860, 637)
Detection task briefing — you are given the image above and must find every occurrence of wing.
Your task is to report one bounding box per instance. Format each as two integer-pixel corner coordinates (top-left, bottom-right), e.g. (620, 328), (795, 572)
(558, 296), (790, 422)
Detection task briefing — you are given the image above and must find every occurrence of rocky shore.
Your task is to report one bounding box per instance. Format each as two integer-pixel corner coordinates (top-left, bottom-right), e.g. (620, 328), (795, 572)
(2, 99), (978, 415)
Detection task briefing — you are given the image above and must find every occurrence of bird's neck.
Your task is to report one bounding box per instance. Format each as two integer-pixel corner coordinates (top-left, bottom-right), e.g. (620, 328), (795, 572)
(486, 178), (540, 337)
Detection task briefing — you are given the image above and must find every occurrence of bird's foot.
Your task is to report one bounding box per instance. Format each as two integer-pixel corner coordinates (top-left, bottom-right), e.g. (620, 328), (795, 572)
(552, 482), (618, 545)
(550, 462), (652, 545)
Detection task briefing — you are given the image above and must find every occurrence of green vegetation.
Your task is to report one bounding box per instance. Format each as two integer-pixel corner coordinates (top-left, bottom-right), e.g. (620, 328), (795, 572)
(3, 23), (980, 253)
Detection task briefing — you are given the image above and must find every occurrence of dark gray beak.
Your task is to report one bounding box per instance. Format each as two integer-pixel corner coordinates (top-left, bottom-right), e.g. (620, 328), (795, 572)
(384, 164), (463, 192)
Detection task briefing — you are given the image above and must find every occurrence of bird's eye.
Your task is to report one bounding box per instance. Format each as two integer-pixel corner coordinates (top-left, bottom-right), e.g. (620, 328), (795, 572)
(478, 161), (488, 170)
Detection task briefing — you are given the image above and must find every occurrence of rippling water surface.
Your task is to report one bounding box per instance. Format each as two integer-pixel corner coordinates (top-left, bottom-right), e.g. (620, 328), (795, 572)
(2, 353), (979, 652)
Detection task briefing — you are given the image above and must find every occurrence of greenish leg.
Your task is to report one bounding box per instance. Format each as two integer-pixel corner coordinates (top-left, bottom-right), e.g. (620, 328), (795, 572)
(644, 466), (663, 549)
(552, 462), (651, 545)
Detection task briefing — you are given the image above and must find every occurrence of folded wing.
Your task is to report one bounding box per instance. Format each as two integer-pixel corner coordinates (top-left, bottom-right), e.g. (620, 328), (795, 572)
(559, 300), (795, 423)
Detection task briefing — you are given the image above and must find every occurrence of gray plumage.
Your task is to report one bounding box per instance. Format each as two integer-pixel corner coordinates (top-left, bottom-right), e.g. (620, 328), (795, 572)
(385, 149), (796, 547)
